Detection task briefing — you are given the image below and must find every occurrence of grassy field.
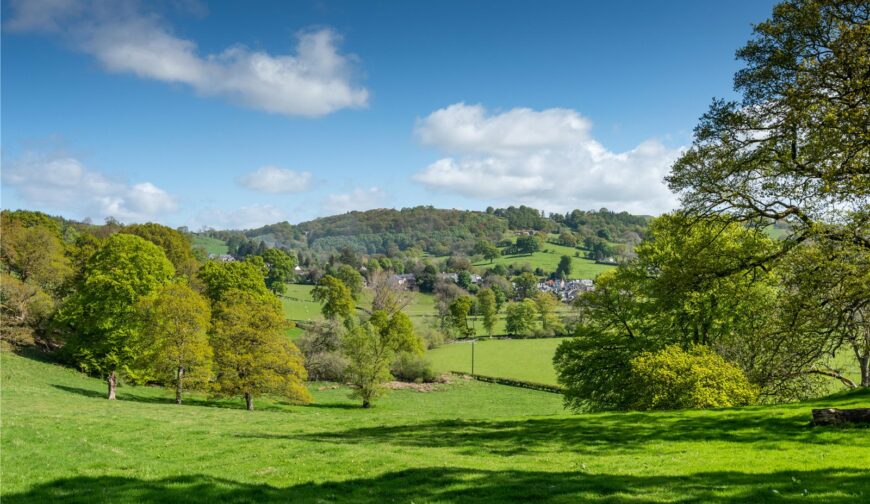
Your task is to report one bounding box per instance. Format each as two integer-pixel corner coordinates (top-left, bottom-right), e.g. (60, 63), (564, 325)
(427, 338), (568, 385)
(427, 337), (864, 390)
(2, 350), (869, 502)
(474, 241), (614, 278)
(191, 235), (229, 255)
(282, 284), (571, 338)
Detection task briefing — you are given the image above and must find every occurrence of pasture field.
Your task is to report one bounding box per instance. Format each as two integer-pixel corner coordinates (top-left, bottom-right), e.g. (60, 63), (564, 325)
(281, 283), (538, 337)
(2, 350), (870, 503)
(190, 235), (229, 255)
(427, 337), (568, 385)
(474, 241), (614, 278)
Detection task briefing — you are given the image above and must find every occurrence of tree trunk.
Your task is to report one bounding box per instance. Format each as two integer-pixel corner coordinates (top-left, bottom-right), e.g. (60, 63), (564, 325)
(107, 371), (117, 400)
(859, 355), (869, 388)
(362, 399), (371, 409)
(244, 392), (254, 411)
(812, 408), (870, 426)
(176, 366), (184, 405)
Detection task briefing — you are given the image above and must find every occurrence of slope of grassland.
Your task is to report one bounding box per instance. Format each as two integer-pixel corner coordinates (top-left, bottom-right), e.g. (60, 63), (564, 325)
(474, 241), (614, 278)
(2, 350), (869, 503)
(428, 338), (568, 385)
(190, 235), (229, 255)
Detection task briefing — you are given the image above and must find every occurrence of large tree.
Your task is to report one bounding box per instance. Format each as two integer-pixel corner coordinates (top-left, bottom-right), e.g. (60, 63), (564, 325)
(137, 283), (213, 404)
(477, 288), (497, 337)
(505, 299), (538, 337)
(59, 234), (175, 399)
(664, 0), (869, 390)
(333, 264), (364, 300)
(260, 248), (296, 295)
(474, 240), (500, 263)
(210, 289), (311, 410)
(449, 295), (475, 338)
(667, 0), (868, 252)
(555, 255), (572, 280)
(312, 275), (356, 321)
(197, 258), (270, 303)
(368, 270), (414, 316)
(121, 223), (198, 278)
(0, 214), (72, 293)
(342, 310), (422, 408)
(553, 214), (849, 410)
(512, 272), (538, 300)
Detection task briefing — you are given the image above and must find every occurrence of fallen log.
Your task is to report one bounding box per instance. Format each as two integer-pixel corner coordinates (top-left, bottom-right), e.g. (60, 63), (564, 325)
(811, 408), (870, 426)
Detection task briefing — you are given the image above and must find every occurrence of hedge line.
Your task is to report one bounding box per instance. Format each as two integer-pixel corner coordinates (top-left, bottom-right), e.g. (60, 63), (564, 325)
(451, 371), (564, 394)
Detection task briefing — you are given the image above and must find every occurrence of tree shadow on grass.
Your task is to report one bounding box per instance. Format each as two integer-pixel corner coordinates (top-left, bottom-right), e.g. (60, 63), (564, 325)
(49, 384), (305, 412)
(238, 398), (870, 457)
(2, 467), (868, 503)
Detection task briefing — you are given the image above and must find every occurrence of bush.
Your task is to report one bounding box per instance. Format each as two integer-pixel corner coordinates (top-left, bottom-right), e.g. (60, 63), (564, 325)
(629, 345), (758, 410)
(418, 326), (448, 349)
(298, 321), (347, 381)
(305, 351), (348, 382)
(391, 352), (437, 383)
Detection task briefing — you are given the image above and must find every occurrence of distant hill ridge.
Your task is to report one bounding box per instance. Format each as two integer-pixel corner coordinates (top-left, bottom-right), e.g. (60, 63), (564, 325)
(201, 205), (652, 256)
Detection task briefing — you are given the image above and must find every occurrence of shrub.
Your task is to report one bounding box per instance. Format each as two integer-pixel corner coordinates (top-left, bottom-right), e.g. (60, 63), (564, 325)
(629, 345), (758, 410)
(305, 351), (348, 382)
(418, 326), (448, 349)
(391, 352), (437, 383)
(298, 321), (347, 381)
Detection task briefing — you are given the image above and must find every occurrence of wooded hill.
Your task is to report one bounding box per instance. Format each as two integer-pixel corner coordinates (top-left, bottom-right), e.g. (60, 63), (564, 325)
(200, 205), (652, 257)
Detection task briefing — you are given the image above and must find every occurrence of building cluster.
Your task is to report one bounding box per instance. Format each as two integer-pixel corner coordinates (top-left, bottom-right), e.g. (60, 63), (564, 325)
(537, 278), (595, 301)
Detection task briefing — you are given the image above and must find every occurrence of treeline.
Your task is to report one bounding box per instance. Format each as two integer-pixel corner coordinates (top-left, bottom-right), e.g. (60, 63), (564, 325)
(1, 210), (307, 410)
(199, 205), (651, 260)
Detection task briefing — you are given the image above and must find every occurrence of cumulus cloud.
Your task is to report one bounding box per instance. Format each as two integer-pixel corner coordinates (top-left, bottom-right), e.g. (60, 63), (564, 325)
(237, 165), (312, 194)
(4, 0), (368, 117)
(195, 204), (287, 230)
(322, 187), (387, 215)
(2, 151), (178, 222)
(413, 103), (682, 214)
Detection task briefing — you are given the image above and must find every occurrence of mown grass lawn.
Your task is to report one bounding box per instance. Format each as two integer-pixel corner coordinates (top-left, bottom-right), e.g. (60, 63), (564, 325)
(428, 337), (567, 385)
(2, 350), (869, 503)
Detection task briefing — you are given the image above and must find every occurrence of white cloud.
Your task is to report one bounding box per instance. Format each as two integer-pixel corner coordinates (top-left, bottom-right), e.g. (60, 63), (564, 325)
(413, 103), (683, 214)
(2, 151), (178, 222)
(237, 165), (312, 194)
(322, 187), (387, 215)
(195, 204), (287, 230)
(4, 0), (369, 117)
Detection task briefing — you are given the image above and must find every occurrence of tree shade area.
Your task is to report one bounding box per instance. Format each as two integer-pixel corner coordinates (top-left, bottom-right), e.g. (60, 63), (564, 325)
(2, 352), (869, 503)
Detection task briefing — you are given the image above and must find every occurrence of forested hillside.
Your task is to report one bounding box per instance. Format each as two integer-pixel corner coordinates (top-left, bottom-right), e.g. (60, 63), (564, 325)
(199, 205), (651, 257)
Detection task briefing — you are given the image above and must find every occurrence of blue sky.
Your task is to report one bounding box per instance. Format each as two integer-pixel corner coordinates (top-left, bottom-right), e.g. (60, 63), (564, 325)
(1, 0), (777, 229)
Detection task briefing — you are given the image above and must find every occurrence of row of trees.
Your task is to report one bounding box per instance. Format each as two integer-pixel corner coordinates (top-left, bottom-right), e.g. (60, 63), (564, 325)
(1, 213), (310, 410)
(555, 0), (869, 410)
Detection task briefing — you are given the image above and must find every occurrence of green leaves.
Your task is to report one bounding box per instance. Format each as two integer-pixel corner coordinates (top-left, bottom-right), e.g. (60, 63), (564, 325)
(312, 275), (356, 320)
(61, 234), (175, 377)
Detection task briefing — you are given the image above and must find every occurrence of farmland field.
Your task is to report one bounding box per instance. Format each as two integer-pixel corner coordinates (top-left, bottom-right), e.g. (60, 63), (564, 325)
(474, 241), (615, 278)
(190, 235), (229, 255)
(428, 337), (568, 385)
(282, 284), (571, 337)
(3, 350), (869, 503)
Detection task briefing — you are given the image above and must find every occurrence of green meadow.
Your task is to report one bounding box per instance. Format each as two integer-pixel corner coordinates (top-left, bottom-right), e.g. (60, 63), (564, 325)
(282, 283), (531, 337)
(428, 337), (568, 385)
(190, 235), (229, 255)
(2, 350), (869, 503)
(474, 241), (615, 278)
